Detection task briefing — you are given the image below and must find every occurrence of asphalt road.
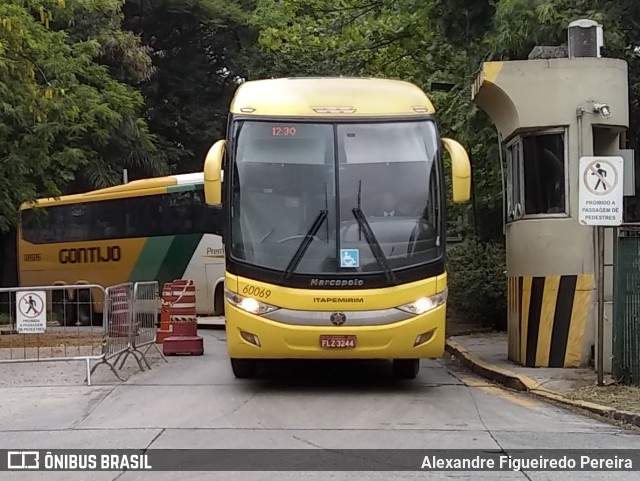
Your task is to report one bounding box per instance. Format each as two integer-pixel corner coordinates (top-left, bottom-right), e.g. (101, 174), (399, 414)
(1, 329), (640, 480)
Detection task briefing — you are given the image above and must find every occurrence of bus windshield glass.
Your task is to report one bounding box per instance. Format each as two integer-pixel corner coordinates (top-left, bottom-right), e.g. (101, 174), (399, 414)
(229, 119), (442, 276)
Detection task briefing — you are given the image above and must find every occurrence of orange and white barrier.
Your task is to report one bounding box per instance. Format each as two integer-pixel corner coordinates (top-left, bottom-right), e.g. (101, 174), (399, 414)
(170, 279), (196, 320)
(156, 282), (175, 343)
(162, 278), (203, 355)
(156, 279), (197, 343)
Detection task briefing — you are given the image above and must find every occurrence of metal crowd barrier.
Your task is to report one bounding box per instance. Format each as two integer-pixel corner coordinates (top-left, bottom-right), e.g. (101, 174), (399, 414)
(89, 281), (167, 382)
(131, 281), (167, 364)
(0, 284), (107, 385)
(111, 281), (166, 372)
(89, 282), (135, 382)
(0, 281), (166, 386)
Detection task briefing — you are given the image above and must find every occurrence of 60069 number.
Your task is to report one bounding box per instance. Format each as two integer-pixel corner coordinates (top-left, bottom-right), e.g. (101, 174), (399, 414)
(242, 285), (271, 299)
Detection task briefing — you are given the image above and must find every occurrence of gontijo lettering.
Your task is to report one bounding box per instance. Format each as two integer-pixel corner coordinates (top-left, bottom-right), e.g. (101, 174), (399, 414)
(58, 246), (121, 264)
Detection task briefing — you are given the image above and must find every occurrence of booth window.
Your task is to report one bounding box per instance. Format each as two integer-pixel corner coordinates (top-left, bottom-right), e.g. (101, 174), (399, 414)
(505, 129), (567, 221)
(505, 141), (522, 221)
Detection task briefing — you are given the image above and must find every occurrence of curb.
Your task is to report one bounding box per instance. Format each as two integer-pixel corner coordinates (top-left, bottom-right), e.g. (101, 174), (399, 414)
(445, 339), (640, 429)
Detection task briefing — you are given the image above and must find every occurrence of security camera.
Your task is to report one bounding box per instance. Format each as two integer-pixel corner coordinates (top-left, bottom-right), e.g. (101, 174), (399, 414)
(593, 102), (612, 119)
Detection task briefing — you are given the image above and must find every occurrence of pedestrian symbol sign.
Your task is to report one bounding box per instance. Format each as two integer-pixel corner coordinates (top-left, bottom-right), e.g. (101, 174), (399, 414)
(578, 156), (624, 226)
(340, 249), (360, 268)
(585, 160), (618, 194)
(16, 290), (47, 334)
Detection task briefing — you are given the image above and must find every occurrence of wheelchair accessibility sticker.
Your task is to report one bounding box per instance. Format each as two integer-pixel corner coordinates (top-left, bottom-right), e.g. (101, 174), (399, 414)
(340, 249), (360, 268)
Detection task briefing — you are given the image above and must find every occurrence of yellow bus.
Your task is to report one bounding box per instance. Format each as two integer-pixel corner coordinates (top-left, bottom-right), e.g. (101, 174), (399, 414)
(203, 77), (471, 379)
(18, 172), (225, 326)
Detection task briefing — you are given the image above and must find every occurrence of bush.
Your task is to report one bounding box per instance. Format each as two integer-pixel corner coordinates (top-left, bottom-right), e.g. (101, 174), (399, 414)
(446, 237), (507, 330)
(0, 313), (11, 325)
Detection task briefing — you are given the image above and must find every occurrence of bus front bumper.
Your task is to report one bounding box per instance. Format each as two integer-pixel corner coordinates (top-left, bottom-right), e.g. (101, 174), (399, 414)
(225, 304), (446, 360)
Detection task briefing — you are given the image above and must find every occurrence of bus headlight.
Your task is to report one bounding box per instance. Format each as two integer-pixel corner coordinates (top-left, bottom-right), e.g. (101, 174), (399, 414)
(225, 289), (278, 315)
(397, 290), (447, 315)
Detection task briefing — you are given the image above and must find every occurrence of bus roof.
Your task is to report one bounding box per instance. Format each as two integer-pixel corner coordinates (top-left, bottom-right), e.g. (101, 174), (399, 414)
(229, 77), (436, 117)
(20, 172), (204, 210)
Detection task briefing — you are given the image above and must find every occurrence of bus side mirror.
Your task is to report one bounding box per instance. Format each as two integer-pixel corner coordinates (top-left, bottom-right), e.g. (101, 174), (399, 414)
(204, 139), (225, 205)
(442, 138), (471, 203)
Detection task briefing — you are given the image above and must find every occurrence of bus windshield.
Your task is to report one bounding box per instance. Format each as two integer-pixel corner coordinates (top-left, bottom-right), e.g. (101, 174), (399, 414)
(229, 119), (443, 276)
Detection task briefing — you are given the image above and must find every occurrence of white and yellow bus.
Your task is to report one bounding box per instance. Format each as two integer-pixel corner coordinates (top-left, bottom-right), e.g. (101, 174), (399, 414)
(18, 173), (225, 325)
(203, 77), (471, 379)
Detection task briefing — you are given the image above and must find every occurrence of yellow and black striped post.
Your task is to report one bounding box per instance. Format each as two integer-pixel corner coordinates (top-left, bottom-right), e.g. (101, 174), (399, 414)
(507, 274), (594, 368)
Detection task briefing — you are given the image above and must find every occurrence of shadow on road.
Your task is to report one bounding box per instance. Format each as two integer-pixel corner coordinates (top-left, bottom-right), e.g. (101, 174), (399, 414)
(240, 358), (447, 394)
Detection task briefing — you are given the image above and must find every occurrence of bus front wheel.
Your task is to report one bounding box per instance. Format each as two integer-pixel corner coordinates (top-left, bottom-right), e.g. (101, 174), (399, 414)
(230, 358), (259, 379)
(393, 359), (420, 379)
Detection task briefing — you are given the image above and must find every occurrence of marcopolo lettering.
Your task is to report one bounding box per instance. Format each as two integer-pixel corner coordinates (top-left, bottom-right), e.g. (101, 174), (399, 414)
(59, 246), (121, 264)
(309, 278), (365, 287)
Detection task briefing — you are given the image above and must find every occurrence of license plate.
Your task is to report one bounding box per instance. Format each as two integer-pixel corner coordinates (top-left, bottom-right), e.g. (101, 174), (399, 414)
(319, 335), (356, 349)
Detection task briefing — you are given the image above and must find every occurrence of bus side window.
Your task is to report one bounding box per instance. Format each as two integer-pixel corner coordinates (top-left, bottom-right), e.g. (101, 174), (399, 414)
(92, 201), (120, 239)
(21, 209), (46, 243)
(64, 204), (90, 242)
(145, 199), (160, 237)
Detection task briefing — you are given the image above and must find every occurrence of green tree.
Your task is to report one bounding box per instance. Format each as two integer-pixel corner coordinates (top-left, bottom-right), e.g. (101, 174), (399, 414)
(53, 0), (167, 190)
(0, 0), (158, 232)
(122, 0), (257, 173)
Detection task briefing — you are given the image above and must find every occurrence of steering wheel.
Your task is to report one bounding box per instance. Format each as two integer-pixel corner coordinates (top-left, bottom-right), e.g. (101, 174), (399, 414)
(277, 235), (321, 244)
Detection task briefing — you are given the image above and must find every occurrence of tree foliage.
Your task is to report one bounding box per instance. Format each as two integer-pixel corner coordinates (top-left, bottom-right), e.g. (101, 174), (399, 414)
(446, 237), (507, 329)
(122, 0), (256, 173)
(0, 0), (160, 232)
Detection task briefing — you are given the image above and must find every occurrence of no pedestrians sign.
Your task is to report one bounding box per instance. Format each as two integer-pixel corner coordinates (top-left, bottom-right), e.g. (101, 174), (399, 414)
(578, 156), (624, 226)
(16, 290), (47, 334)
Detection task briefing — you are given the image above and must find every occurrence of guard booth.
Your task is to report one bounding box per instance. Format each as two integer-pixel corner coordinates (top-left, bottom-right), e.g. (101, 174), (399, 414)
(471, 20), (635, 371)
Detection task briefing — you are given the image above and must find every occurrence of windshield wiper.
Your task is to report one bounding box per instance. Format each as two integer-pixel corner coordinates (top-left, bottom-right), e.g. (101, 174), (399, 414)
(351, 207), (396, 283)
(282, 209), (328, 280)
(351, 180), (396, 283)
(283, 183), (330, 280)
